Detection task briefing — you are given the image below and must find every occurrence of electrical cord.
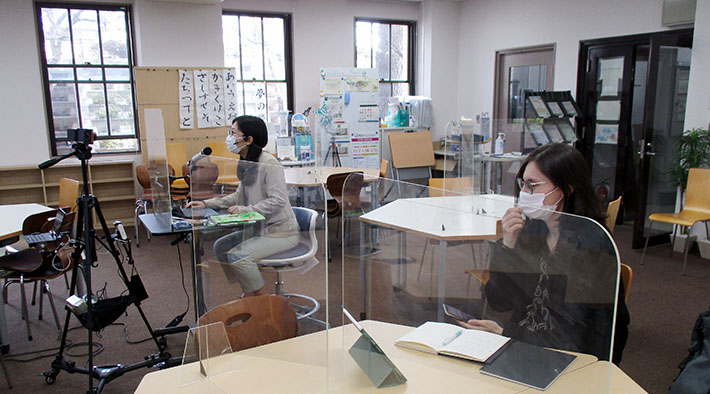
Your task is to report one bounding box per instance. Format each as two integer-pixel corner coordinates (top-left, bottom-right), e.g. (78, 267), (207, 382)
(167, 241), (190, 328)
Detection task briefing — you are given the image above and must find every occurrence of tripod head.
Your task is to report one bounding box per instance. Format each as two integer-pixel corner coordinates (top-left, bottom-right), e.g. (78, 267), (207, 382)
(39, 129), (97, 196)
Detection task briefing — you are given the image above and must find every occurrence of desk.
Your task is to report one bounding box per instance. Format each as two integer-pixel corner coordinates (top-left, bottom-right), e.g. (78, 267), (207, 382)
(284, 166), (379, 188)
(0, 203), (54, 348)
(135, 320), (642, 393)
(359, 195), (514, 320)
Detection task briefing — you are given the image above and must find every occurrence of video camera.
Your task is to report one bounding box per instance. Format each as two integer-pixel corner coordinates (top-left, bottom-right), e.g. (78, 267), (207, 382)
(67, 128), (96, 145)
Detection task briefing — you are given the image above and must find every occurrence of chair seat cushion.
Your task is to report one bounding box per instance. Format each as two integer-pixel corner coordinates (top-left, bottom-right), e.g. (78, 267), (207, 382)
(649, 210), (710, 227)
(0, 248), (42, 273)
(260, 242), (310, 263)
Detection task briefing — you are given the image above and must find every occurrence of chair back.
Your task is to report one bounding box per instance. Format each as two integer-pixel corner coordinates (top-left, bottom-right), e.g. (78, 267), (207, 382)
(428, 177), (474, 197)
(684, 168), (710, 213)
(379, 159), (389, 178)
(293, 207), (318, 256)
(342, 172), (364, 212)
(184, 161), (220, 200)
(166, 142), (189, 177)
(22, 209), (62, 235)
(59, 178), (81, 212)
(326, 172), (361, 214)
(207, 141), (240, 185)
(606, 196), (622, 234)
(136, 164), (175, 198)
(197, 295), (297, 352)
(620, 263), (632, 302)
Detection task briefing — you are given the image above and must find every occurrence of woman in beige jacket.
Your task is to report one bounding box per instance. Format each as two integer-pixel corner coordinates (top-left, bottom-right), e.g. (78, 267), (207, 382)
(187, 116), (299, 296)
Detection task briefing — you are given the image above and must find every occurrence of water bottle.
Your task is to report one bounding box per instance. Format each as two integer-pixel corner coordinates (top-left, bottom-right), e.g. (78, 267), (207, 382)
(494, 133), (505, 155)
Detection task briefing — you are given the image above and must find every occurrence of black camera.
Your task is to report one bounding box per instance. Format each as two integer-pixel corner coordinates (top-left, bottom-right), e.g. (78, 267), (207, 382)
(67, 128), (96, 145)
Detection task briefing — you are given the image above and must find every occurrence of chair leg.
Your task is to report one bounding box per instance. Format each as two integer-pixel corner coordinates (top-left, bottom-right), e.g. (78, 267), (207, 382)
(0, 351), (11, 389)
(31, 281), (38, 306)
(38, 280), (44, 320)
(43, 281), (62, 335)
(19, 277), (32, 341)
(135, 202), (141, 247)
(670, 224), (678, 258)
(682, 226), (695, 276)
(417, 241), (429, 281)
(63, 272), (69, 291)
(429, 243), (435, 300)
(640, 221), (653, 266)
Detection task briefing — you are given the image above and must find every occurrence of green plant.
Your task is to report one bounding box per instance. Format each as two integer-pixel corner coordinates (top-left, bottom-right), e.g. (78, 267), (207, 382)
(670, 128), (710, 190)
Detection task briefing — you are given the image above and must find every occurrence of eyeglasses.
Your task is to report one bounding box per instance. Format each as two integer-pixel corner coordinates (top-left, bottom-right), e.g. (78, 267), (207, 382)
(227, 128), (237, 136)
(516, 178), (547, 194)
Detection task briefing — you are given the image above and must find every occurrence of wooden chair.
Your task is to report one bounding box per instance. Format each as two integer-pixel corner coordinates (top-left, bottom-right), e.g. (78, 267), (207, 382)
(197, 295), (297, 352)
(182, 161), (220, 201)
(620, 263), (632, 302)
(134, 164), (176, 247)
(322, 172), (363, 260)
(166, 142), (190, 199)
(207, 141), (240, 191)
(641, 168), (710, 275)
(58, 178), (80, 212)
(0, 209), (75, 341)
(361, 159), (390, 209)
(606, 196), (622, 234)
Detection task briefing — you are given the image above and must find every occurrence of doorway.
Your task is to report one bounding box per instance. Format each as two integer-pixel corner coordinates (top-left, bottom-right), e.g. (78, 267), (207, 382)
(577, 29), (693, 248)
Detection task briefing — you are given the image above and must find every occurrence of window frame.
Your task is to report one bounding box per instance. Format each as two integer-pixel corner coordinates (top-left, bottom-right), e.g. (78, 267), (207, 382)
(353, 17), (417, 96)
(35, 2), (139, 156)
(221, 10), (294, 121)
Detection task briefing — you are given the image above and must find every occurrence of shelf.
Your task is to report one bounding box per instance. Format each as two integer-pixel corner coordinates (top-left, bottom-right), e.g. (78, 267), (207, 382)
(91, 177), (133, 184)
(95, 195), (135, 202)
(0, 183), (44, 190)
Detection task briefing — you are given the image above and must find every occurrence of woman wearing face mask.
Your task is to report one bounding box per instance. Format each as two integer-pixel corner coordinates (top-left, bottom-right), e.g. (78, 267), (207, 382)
(461, 143), (629, 364)
(186, 116), (299, 297)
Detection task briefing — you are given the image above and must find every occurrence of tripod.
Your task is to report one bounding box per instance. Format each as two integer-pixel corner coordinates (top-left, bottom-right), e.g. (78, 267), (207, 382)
(40, 141), (174, 393)
(323, 136), (341, 167)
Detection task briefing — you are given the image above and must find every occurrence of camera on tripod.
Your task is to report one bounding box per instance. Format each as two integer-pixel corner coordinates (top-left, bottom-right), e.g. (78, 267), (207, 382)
(67, 128), (96, 145)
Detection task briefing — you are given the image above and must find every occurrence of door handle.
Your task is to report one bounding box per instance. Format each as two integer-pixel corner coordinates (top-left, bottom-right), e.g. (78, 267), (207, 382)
(638, 141), (655, 158)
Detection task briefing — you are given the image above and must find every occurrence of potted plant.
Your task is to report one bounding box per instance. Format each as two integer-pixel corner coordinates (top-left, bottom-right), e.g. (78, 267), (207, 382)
(669, 127), (710, 258)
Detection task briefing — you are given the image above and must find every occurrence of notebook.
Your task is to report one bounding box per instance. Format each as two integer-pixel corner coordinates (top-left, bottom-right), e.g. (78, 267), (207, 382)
(395, 321), (510, 363)
(208, 212), (266, 226)
(480, 340), (577, 390)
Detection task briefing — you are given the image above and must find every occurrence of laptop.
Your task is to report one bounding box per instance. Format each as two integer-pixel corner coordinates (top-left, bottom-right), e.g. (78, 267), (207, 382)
(25, 209), (68, 246)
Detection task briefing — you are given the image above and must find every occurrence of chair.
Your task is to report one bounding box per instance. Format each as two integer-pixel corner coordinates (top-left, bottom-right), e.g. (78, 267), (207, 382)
(182, 160), (220, 201)
(417, 177), (476, 297)
(360, 159), (390, 209)
(257, 207), (321, 322)
(134, 164), (175, 247)
(641, 168), (710, 275)
(0, 209), (75, 341)
(322, 172), (364, 260)
(620, 263), (632, 303)
(207, 141), (240, 192)
(606, 196), (622, 234)
(197, 295), (297, 352)
(166, 142), (190, 199)
(58, 178), (80, 212)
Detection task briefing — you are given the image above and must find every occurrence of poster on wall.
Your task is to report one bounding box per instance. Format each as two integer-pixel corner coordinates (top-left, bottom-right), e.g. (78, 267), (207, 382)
(178, 70), (194, 129)
(595, 124), (619, 145)
(351, 136), (380, 168)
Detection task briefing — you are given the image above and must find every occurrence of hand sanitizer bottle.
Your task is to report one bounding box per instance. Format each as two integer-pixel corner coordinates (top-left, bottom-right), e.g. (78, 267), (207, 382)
(494, 133), (505, 155)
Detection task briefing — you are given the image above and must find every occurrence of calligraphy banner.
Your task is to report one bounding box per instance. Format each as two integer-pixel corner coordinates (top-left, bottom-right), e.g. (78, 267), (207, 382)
(224, 68), (238, 123)
(193, 69), (210, 129)
(178, 70), (194, 129)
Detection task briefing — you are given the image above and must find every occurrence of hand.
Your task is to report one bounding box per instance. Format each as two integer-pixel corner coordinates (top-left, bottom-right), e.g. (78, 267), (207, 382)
(185, 200), (205, 209)
(227, 205), (242, 214)
(501, 207), (525, 248)
(459, 319), (504, 335)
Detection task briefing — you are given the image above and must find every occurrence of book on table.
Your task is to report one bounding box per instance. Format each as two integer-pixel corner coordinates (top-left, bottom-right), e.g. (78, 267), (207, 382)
(394, 321), (510, 362)
(208, 212), (266, 226)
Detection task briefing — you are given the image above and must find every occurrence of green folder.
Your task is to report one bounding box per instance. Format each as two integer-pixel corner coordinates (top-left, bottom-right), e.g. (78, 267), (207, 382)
(208, 212), (265, 226)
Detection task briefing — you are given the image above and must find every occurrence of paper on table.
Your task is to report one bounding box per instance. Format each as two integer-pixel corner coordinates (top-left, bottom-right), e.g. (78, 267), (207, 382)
(440, 329), (511, 362)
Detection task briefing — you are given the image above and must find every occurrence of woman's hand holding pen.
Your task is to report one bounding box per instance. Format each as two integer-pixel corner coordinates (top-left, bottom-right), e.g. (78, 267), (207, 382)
(501, 207), (525, 248)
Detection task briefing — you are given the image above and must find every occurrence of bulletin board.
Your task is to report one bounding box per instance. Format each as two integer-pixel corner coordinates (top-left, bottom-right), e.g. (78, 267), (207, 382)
(135, 67), (236, 162)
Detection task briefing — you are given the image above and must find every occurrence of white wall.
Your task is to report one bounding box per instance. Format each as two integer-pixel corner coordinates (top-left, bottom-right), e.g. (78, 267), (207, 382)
(684, 0), (710, 130)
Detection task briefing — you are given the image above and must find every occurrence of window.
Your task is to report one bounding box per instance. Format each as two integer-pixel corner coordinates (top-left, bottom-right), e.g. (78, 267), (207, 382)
(222, 12), (293, 123)
(36, 3), (138, 156)
(355, 18), (416, 112)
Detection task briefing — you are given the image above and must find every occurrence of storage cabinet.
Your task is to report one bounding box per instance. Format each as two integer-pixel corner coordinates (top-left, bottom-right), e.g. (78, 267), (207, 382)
(0, 159), (136, 226)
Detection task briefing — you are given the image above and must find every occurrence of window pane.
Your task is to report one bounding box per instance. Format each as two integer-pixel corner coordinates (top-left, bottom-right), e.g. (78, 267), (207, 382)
(373, 23), (390, 80)
(243, 82), (267, 119)
(391, 24), (408, 80)
(240, 16), (264, 81)
(105, 68), (130, 81)
(222, 15), (242, 79)
(48, 67), (74, 81)
(107, 83), (135, 136)
(77, 67), (103, 81)
(100, 10), (129, 65)
(355, 21), (372, 68)
(71, 10), (101, 65)
(508, 65), (546, 119)
(266, 82), (287, 122)
(263, 18), (285, 80)
(392, 82), (409, 97)
(49, 83), (79, 134)
(78, 83), (108, 136)
(93, 138), (139, 153)
(378, 82), (392, 114)
(237, 82), (245, 116)
(42, 8), (72, 64)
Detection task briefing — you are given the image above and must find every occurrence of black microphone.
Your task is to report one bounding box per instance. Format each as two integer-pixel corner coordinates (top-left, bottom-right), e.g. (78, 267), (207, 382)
(189, 147), (212, 171)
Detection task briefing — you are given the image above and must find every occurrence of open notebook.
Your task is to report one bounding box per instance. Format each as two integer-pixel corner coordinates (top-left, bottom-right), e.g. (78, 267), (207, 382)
(395, 321), (510, 362)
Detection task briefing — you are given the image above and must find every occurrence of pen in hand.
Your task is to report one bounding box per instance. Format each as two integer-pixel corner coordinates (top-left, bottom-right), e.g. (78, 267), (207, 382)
(442, 330), (462, 346)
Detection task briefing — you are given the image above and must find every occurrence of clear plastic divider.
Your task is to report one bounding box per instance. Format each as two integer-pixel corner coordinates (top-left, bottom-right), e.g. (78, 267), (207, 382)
(178, 322), (231, 392)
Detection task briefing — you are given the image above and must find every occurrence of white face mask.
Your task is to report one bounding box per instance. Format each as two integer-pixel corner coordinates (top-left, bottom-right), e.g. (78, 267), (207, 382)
(226, 135), (244, 154)
(518, 187), (563, 220)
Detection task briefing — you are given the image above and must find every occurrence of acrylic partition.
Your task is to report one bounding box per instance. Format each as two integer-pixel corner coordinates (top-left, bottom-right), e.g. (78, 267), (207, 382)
(180, 156), (331, 392)
(143, 110), (172, 231)
(335, 174), (619, 392)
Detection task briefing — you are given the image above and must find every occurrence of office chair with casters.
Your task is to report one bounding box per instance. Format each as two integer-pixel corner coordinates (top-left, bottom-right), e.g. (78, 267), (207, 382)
(417, 177), (476, 298)
(0, 209), (75, 341)
(134, 164), (176, 247)
(257, 207), (323, 323)
(197, 295), (297, 352)
(640, 168), (710, 275)
(606, 196), (622, 234)
(620, 263), (632, 303)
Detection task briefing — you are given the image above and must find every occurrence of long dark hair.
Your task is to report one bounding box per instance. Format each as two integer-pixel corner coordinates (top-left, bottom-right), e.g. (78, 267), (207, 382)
(234, 115), (268, 186)
(516, 143), (605, 225)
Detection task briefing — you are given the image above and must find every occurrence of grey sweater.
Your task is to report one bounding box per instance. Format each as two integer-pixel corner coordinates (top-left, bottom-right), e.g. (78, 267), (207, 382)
(203, 152), (299, 237)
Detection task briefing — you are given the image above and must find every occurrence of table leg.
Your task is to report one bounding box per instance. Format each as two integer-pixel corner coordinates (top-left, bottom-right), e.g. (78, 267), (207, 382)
(359, 221), (367, 320)
(400, 232), (407, 289)
(438, 240), (448, 321)
(0, 291), (7, 348)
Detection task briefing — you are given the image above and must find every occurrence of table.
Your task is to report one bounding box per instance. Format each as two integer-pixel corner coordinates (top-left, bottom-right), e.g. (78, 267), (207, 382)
(284, 166), (380, 188)
(359, 195), (514, 320)
(135, 320), (643, 393)
(0, 203), (54, 348)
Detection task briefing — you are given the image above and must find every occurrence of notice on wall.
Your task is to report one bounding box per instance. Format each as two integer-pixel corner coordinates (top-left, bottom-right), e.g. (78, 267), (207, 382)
(595, 124), (619, 145)
(178, 70), (194, 129)
(351, 136), (380, 168)
(208, 70), (225, 127)
(194, 69), (211, 128)
(224, 68), (239, 123)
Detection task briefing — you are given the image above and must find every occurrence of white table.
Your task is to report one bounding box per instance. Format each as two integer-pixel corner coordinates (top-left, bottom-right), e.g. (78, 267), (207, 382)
(0, 203), (53, 348)
(284, 166), (379, 188)
(359, 195), (514, 320)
